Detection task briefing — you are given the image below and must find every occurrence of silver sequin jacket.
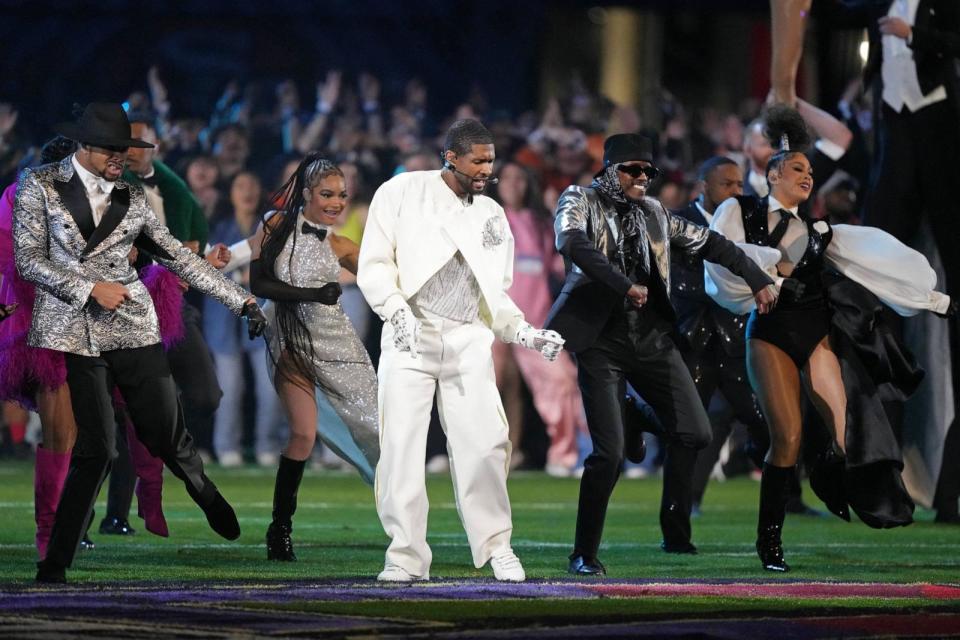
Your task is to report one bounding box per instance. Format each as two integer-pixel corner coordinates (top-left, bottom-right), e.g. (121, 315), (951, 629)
(13, 156), (249, 356)
(546, 185), (773, 352)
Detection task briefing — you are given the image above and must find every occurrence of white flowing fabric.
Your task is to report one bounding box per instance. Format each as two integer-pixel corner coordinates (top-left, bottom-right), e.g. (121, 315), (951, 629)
(703, 197), (952, 317)
(825, 224), (951, 317)
(703, 198), (781, 315)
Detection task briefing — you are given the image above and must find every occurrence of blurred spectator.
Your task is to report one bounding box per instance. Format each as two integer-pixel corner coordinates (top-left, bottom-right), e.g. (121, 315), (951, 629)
(204, 171), (286, 467)
(491, 161), (586, 475)
(0, 103), (25, 186)
(211, 123), (251, 191)
(184, 155), (221, 219)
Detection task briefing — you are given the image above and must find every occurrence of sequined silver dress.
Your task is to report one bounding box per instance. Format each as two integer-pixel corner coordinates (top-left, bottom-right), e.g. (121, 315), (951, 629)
(263, 213), (379, 483)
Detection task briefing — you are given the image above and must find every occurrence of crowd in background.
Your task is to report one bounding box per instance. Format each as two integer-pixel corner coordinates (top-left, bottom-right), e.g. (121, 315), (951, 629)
(0, 65), (878, 480)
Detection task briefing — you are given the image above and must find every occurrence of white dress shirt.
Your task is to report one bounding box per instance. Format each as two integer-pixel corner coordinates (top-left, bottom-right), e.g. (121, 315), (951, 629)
(71, 153), (115, 226)
(694, 200), (714, 225)
(882, 0), (947, 112)
(766, 195), (807, 269)
(705, 195), (950, 316)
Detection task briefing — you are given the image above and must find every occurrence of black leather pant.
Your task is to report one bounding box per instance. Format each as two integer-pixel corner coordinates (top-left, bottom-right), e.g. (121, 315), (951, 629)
(572, 323), (711, 559)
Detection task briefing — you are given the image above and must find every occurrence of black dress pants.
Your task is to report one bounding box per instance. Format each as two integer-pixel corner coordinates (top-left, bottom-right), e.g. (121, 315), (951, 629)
(105, 302), (222, 522)
(45, 343), (217, 569)
(686, 342), (769, 505)
(166, 301), (221, 452)
(573, 323), (711, 559)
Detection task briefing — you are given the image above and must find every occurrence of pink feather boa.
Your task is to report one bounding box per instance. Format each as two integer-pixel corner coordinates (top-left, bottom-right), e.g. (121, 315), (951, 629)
(139, 264), (185, 350)
(0, 261), (185, 409)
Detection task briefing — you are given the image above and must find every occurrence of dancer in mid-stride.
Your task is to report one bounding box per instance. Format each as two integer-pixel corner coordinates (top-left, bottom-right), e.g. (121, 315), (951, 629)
(0, 135), (180, 559)
(706, 108), (954, 572)
(545, 133), (776, 576)
(15, 103), (267, 583)
(248, 154), (380, 561)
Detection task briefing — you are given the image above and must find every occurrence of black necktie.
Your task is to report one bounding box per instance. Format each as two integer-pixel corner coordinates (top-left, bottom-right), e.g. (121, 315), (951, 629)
(767, 209), (793, 248)
(301, 221), (327, 241)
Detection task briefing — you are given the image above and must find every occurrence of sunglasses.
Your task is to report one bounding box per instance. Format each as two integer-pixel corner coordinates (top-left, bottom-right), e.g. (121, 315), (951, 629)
(616, 164), (660, 180)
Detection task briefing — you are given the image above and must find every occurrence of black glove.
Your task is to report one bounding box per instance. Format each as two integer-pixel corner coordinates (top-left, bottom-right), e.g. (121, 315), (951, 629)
(779, 277), (806, 303)
(935, 299), (958, 319)
(313, 282), (343, 305)
(250, 259), (342, 305)
(241, 300), (268, 340)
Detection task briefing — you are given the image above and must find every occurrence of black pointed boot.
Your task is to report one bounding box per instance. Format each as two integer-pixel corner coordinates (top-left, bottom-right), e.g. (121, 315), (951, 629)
(756, 463), (794, 572)
(266, 456), (306, 561)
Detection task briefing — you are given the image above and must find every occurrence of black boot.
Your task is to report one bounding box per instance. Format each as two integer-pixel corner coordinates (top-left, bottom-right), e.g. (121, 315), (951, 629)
(756, 463), (794, 572)
(660, 445), (699, 553)
(808, 442), (850, 521)
(266, 456), (306, 561)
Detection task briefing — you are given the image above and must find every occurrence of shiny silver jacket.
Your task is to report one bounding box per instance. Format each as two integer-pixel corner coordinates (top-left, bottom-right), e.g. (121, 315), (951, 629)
(13, 156), (249, 356)
(554, 185), (712, 298)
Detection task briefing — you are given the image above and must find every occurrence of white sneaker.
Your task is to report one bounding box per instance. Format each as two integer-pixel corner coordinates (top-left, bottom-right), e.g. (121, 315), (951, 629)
(544, 463), (572, 478)
(256, 452), (279, 467)
(425, 454), (450, 474)
(624, 466), (649, 480)
(377, 563), (428, 582)
(490, 548), (525, 582)
(218, 451), (243, 468)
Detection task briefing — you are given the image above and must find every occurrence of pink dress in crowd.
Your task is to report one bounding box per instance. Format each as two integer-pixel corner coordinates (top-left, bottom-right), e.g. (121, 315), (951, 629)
(495, 207), (585, 469)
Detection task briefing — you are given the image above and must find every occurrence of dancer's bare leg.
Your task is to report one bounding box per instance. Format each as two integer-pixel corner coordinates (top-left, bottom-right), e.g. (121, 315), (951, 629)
(277, 375), (318, 461)
(770, 0), (812, 105)
(801, 336), (848, 452)
(747, 339), (803, 467)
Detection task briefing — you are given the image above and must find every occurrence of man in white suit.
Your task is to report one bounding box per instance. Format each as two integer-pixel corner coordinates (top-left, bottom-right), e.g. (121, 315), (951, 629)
(358, 119), (564, 582)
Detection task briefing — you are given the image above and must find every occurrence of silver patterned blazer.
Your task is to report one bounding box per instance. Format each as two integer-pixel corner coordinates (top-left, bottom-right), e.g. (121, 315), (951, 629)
(13, 156), (250, 357)
(546, 185), (771, 352)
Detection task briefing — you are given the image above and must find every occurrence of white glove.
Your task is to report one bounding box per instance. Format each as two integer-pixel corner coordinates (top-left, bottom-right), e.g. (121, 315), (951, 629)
(389, 307), (422, 356)
(515, 323), (565, 361)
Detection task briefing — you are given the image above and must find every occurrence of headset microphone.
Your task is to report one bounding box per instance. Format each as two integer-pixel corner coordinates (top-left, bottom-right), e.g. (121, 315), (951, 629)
(444, 161), (499, 185)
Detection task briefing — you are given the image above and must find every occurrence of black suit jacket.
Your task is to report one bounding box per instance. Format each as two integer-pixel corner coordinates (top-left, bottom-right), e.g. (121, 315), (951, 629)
(671, 202), (750, 356)
(845, 0), (960, 120)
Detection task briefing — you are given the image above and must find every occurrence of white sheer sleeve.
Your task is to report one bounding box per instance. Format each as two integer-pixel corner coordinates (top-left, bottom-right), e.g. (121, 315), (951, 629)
(825, 224), (951, 316)
(703, 198), (782, 315)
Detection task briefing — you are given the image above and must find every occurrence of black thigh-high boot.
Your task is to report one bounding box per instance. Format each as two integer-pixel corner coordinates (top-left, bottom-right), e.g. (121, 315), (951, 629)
(756, 463), (794, 572)
(266, 456), (306, 561)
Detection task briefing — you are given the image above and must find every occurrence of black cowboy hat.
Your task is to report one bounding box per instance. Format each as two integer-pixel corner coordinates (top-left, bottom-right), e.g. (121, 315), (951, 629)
(55, 102), (154, 149)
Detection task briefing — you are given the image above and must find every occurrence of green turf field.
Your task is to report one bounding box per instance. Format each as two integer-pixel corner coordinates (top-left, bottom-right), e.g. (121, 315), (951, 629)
(4, 460), (960, 637)
(1, 459), (957, 585)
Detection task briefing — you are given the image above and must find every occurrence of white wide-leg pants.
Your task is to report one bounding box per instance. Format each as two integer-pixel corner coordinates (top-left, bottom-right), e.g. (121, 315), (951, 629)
(376, 309), (514, 577)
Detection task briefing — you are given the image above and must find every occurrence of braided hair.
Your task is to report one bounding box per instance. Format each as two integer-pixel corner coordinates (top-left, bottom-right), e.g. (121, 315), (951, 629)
(260, 153), (344, 394)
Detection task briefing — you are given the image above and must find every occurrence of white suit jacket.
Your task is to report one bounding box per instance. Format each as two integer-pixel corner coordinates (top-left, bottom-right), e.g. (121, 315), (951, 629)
(357, 170), (525, 342)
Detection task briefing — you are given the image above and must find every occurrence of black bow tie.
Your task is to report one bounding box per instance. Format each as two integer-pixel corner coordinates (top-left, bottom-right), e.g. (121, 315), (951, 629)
(301, 221), (327, 241)
(139, 173), (160, 188)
